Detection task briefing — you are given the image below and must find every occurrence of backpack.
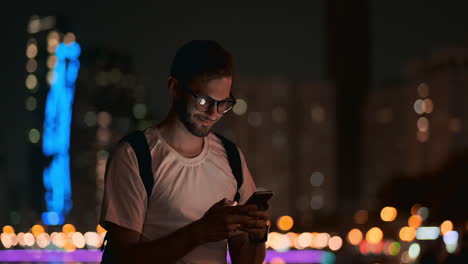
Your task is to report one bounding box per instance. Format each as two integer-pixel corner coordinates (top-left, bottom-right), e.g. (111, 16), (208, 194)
(101, 131), (243, 263)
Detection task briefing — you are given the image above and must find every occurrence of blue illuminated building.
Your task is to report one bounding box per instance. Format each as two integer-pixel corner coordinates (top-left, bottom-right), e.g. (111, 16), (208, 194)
(42, 41), (81, 225)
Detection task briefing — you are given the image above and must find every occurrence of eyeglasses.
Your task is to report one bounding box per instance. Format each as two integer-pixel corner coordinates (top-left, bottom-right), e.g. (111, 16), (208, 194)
(185, 88), (236, 114)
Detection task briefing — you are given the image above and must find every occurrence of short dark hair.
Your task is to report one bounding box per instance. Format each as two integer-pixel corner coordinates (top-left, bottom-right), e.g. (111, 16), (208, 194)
(170, 40), (234, 86)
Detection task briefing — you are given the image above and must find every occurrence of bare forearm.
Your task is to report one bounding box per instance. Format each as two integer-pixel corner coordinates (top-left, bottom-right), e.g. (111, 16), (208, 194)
(114, 221), (203, 263)
(237, 241), (266, 264)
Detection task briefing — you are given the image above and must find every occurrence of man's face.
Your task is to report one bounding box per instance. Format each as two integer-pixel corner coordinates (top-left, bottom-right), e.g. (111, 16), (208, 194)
(176, 76), (233, 137)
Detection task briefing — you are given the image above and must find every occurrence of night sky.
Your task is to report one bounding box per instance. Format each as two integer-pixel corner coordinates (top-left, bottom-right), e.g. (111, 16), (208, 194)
(2, 0), (468, 224)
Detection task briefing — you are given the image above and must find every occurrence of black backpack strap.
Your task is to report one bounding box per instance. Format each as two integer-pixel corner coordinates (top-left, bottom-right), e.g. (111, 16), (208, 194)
(100, 131), (154, 262)
(120, 131), (154, 201)
(214, 133), (243, 202)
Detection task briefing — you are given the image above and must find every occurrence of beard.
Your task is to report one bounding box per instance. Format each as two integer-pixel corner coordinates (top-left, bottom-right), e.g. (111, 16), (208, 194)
(175, 100), (215, 137)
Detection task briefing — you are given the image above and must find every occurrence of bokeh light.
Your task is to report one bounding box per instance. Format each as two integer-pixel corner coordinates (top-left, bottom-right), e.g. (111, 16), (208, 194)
(2, 225), (15, 234)
(416, 227), (440, 240)
(297, 232), (312, 249)
(28, 128), (41, 144)
(417, 207), (429, 221)
(312, 233), (330, 249)
(328, 236), (343, 251)
(97, 112), (112, 128)
(408, 215), (423, 229)
(133, 104), (147, 119)
(417, 83), (430, 98)
(26, 43), (38, 59)
(233, 99), (247, 115)
(25, 74), (38, 90)
(399, 227), (416, 242)
(26, 59), (38, 72)
(408, 243), (421, 259)
(31, 224), (45, 237)
(277, 216), (294, 232)
(62, 224), (76, 234)
(36, 233), (51, 248)
(71, 232), (86, 248)
(380, 206), (397, 222)
(347, 228), (363, 246)
(413, 99), (425, 114)
(440, 220), (453, 236)
(24, 233), (35, 247)
(411, 204), (422, 215)
(423, 99), (433, 113)
(310, 171), (324, 187)
(354, 210), (368, 225)
(366, 227), (383, 244)
(25, 96), (37, 111)
(417, 117), (429, 132)
(387, 241), (401, 256)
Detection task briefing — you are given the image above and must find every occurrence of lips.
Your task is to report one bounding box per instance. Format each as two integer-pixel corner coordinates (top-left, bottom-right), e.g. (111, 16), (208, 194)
(196, 116), (214, 126)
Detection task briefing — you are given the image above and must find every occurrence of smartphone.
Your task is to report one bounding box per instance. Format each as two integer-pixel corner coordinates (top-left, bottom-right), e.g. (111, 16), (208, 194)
(245, 191), (273, 210)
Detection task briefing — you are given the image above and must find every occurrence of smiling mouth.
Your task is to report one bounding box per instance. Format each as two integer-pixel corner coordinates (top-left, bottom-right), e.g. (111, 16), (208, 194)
(196, 115), (215, 126)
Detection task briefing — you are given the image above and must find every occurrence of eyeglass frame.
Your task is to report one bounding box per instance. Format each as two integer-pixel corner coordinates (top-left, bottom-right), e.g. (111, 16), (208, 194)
(179, 82), (237, 114)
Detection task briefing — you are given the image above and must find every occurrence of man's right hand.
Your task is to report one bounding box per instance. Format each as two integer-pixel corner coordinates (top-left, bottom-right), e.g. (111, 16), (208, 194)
(192, 198), (255, 243)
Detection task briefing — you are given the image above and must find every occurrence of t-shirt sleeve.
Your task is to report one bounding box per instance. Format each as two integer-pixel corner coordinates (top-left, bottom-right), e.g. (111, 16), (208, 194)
(236, 148), (257, 205)
(99, 142), (147, 234)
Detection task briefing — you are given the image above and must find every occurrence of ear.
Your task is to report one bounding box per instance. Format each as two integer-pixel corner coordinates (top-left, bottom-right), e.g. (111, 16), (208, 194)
(168, 77), (179, 98)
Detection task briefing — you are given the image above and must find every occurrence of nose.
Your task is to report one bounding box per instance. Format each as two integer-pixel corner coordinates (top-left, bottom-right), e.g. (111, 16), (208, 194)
(205, 102), (222, 119)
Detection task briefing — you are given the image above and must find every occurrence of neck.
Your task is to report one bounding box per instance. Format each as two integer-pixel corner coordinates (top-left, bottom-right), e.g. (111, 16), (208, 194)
(157, 109), (205, 158)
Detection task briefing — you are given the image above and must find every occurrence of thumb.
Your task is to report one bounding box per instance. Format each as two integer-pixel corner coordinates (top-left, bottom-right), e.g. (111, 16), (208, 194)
(215, 198), (237, 207)
(223, 199), (237, 207)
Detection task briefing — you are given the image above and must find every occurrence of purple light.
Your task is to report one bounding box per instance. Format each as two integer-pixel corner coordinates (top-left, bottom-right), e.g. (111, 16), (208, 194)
(0, 249), (335, 263)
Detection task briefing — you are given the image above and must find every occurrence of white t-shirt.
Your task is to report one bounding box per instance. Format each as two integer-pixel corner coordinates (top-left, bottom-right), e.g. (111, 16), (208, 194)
(99, 127), (257, 264)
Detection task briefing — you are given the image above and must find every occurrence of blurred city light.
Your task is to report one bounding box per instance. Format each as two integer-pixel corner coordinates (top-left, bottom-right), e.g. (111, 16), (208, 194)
(233, 98), (247, 115)
(440, 220), (453, 236)
(133, 104), (147, 119)
(28, 128), (41, 144)
(63, 224), (76, 234)
(277, 216), (294, 232)
(42, 39), (81, 225)
(411, 204), (422, 216)
(399, 227), (416, 242)
(387, 241), (401, 256)
(31, 224), (45, 237)
(71, 232), (86, 248)
(416, 227), (440, 240)
(297, 232), (312, 249)
(354, 210), (368, 225)
(272, 106), (287, 124)
(423, 99), (433, 113)
(443, 231), (459, 254)
(413, 99), (425, 114)
(417, 207), (429, 220)
(312, 233), (330, 249)
(25, 74), (37, 90)
(309, 171), (324, 187)
(380, 206), (397, 222)
(366, 227), (383, 244)
(408, 243), (421, 259)
(328, 236), (343, 251)
(2, 226), (14, 234)
(408, 215), (423, 229)
(347, 228), (363, 246)
(417, 83), (430, 98)
(25, 96), (37, 111)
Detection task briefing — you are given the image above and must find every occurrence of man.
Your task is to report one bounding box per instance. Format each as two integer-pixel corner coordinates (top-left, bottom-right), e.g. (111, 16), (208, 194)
(99, 40), (270, 263)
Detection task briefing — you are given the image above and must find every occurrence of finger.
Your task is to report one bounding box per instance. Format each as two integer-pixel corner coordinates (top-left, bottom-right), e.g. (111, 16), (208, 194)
(223, 199), (237, 207)
(228, 204), (258, 214)
(248, 210), (270, 219)
(226, 215), (252, 225)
